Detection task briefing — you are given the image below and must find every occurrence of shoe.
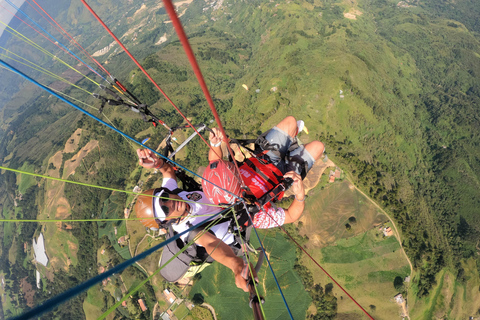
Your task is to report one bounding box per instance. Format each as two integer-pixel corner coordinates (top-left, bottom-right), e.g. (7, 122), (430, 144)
(296, 120), (309, 135)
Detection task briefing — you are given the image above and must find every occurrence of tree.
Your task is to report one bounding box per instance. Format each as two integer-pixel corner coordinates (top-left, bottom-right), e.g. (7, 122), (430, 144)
(393, 276), (404, 292)
(191, 293), (204, 305)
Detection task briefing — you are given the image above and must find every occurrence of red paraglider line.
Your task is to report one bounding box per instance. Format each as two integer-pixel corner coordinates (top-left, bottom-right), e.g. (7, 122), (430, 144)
(80, 0), (216, 143)
(275, 221), (375, 320)
(162, 0), (245, 186)
(26, 0), (112, 78)
(0, 3), (96, 75)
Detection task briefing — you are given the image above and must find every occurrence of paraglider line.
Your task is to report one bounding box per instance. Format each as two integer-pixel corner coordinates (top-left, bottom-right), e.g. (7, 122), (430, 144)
(162, 0), (244, 186)
(230, 213), (267, 319)
(0, 19), (99, 87)
(27, 0), (112, 78)
(99, 213), (233, 319)
(80, 0), (212, 139)
(0, 165), (226, 209)
(245, 213), (294, 319)
(0, 59), (242, 203)
(4, 0), (105, 81)
(9, 207), (230, 320)
(262, 208), (375, 320)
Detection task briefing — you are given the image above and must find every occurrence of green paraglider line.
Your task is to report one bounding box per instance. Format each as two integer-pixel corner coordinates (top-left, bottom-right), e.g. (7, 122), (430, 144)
(9, 207), (232, 320)
(0, 165), (227, 210)
(97, 213), (231, 320)
(0, 59), (242, 203)
(0, 216), (219, 223)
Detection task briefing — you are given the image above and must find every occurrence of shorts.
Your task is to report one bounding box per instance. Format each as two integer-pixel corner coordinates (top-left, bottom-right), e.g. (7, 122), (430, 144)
(262, 126), (315, 175)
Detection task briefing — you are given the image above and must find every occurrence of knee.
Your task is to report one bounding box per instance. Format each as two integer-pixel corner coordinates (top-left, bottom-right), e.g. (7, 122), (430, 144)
(276, 116), (297, 137)
(304, 141), (325, 161)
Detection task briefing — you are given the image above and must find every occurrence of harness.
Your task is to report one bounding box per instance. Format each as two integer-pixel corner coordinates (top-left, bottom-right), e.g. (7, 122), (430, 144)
(159, 213), (248, 282)
(231, 130), (308, 180)
(158, 129), (301, 282)
(227, 131), (304, 228)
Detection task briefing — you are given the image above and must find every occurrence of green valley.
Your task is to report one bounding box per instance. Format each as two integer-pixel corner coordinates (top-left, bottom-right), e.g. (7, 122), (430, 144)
(0, 0), (479, 319)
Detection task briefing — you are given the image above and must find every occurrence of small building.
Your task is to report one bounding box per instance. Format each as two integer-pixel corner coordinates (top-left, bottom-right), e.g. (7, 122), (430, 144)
(36, 270), (41, 289)
(329, 169), (341, 183)
(138, 299), (147, 312)
(133, 186), (141, 193)
(334, 169), (341, 179)
(164, 289), (176, 304)
(32, 233), (49, 267)
(114, 227), (117, 235)
(122, 300), (127, 307)
(383, 227), (394, 237)
(394, 293), (404, 304)
(161, 313), (171, 320)
(124, 208), (130, 218)
(101, 249), (105, 255)
(118, 236), (128, 245)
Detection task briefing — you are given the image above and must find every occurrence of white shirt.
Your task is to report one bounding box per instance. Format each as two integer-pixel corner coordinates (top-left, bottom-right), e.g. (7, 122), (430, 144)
(159, 178), (235, 245)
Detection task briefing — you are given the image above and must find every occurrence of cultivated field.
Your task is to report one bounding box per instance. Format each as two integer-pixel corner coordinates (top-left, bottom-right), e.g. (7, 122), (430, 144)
(190, 231), (312, 320)
(299, 179), (411, 319)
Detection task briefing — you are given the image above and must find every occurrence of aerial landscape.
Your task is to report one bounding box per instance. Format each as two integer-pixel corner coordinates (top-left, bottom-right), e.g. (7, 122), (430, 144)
(0, 0), (479, 319)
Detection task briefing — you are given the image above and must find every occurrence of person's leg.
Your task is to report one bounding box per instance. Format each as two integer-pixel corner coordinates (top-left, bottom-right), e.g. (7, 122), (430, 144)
(259, 117), (299, 173)
(286, 140), (325, 176)
(304, 141), (325, 162)
(274, 116), (298, 138)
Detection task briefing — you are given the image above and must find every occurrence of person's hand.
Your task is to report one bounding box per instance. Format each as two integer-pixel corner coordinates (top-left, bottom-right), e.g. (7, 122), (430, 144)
(136, 149), (162, 169)
(209, 128), (225, 146)
(234, 261), (258, 292)
(284, 171), (305, 201)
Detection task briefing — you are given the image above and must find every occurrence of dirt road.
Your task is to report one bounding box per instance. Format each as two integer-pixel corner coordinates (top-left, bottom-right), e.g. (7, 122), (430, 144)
(345, 175), (412, 320)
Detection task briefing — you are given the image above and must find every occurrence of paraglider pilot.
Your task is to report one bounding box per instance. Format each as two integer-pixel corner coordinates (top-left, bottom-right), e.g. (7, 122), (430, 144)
(134, 116), (325, 291)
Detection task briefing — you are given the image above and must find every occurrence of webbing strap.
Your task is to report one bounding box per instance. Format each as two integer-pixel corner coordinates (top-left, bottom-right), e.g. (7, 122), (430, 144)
(244, 158), (283, 186)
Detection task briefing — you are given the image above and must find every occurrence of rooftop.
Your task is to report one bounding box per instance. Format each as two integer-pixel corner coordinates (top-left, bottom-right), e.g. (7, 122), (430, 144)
(32, 233), (49, 267)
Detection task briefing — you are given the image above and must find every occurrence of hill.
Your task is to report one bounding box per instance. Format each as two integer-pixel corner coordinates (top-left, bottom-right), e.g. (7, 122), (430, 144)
(0, 0), (479, 319)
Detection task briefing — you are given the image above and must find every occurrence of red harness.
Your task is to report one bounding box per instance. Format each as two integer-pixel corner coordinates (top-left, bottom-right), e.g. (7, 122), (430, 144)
(239, 157), (284, 208)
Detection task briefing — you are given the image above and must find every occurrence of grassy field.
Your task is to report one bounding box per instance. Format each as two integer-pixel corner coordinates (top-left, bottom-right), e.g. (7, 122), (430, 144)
(299, 179), (411, 319)
(83, 285), (116, 320)
(300, 180), (386, 247)
(16, 162), (36, 194)
(190, 231), (311, 320)
(98, 193), (132, 260)
(83, 286), (104, 320)
(408, 259), (480, 319)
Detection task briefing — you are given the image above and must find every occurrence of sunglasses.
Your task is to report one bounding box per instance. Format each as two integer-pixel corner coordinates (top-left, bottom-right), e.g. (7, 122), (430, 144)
(159, 192), (171, 216)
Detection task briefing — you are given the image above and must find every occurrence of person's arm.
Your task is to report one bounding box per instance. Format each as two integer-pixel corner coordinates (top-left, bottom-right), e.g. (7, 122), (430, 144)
(136, 148), (176, 181)
(194, 231), (254, 292)
(208, 128), (225, 162)
(283, 171), (306, 224)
